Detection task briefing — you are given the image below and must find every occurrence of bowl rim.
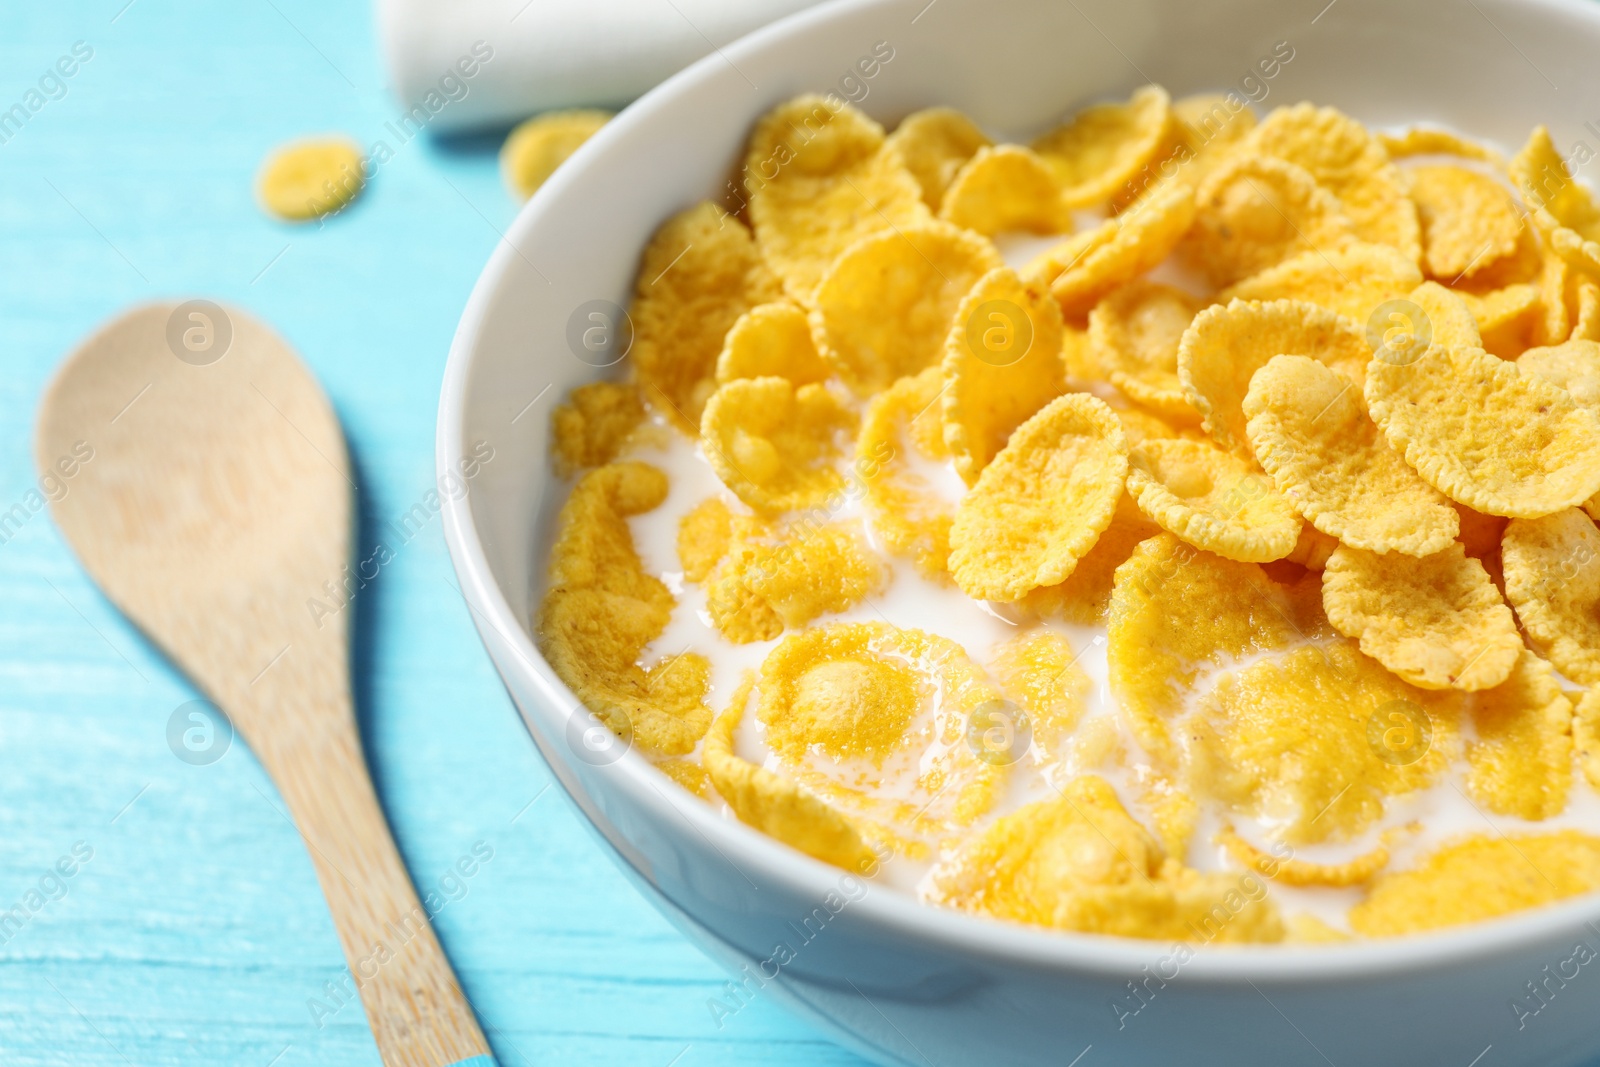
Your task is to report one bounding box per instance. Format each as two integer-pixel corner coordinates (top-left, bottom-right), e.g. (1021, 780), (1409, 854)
(438, 0), (1600, 983)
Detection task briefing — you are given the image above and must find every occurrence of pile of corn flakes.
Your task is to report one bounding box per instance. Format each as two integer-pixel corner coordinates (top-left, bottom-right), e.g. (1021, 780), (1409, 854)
(539, 86), (1600, 944)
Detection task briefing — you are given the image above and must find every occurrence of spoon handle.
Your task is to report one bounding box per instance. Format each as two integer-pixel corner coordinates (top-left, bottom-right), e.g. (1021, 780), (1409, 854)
(263, 711), (495, 1067)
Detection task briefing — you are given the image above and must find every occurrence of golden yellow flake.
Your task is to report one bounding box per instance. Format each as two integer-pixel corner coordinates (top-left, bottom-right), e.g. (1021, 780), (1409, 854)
(1322, 542), (1522, 692)
(1502, 508), (1600, 685)
(539, 463), (713, 755)
(1364, 342), (1600, 518)
(500, 109), (611, 200)
(1245, 354), (1459, 556)
(1248, 103), (1421, 262)
(1126, 437), (1300, 562)
(1351, 831), (1600, 937)
(1216, 826), (1393, 887)
(703, 675), (878, 871)
(1189, 641), (1460, 843)
(886, 106), (992, 209)
(551, 381), (644, 477)
(1466, 650), (1572, 821)
(1178, 298), (1369, 455)
(1106, 534), (1302, 762)
(1088, 281), (1206, 420)
(630, 202), (783, 433)
(939, 144), (1064, 235)
(1510, 125), (1600, 280)
(1181, 155), (1356, 287)
(700, 377), (855, 513)
(1220, 242), (1423, 323)
(941, 267), (1067, 484)
(1030, 85), (1174, 209)
(948, 393), (1127, 602)
(856, 366), (954, 579)
(257, 137), (366, 221)
(815, 221), (1002, 395)
(714, 302), (831, 386)
(929, 776), (1283, 941)
(1409, 163), (1523, 281)
(1044, 181), (1196, 316)
(745, 95), (930, 303)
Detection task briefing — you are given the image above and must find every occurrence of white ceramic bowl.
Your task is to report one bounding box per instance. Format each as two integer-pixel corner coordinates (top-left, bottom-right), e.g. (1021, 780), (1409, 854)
(439, 1), (1600, 1062)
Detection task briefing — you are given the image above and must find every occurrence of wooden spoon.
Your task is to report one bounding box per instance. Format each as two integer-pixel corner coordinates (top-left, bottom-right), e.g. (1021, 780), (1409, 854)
(36, 302), (495, 1067)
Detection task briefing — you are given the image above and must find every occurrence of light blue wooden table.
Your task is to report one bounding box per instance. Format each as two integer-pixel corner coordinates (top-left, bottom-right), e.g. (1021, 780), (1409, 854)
(0, 3), (865, 1063)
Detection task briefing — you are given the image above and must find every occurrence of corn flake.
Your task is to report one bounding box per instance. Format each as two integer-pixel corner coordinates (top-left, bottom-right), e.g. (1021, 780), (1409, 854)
(1409, 164), (1523, 281)
(1519, 338), (1600, 407)
(942, 267), (1067, 484)
(257, 137), (366, 221)
(1452, 222), (1546, 357)
(887, 106), (992, 209)
(1045, 181), (1196, 316)
(653, 757), (713, 800)
(1220, 242), (1423, 324)
(692, 509), (886, 644)
(1178, 298), (1370, 454)
(1364, 342), (1600, 518)
(1107, 534), (1302, 762)
(815, 221), (1003, 395)
(1459, 281), (1544, 358)
(1502, 508), (1600, 685)
(1017, 493), (1161, 625)
(1510, 125), (1600, 279)
(631, 202), (783, 432)
(1030, 85), (1174, 209)
(988, 630), (1092, 767)
(1170, 93), (1258, 188)
(1574, 687), (1600, 791)
(745, 96), (930, 303)
(1127, 437), (1300, 563)
(857, 366), (954, 579)
(928, 775), (1284, 941)
(1061, 323), (1101, 382)
(540, 463), (713, 754)
(1544, 240), (1579, 346)
(1407, 279), (1483, 348)
(1115, 405), (1201, 447)
(677, 497), (735, 583)
(1467, 650), (1572, 821)
(940, 144), (1064, 235)
(1244, 354), (1459, 556)
(759, 623), (1008, 828)
(758, 624), (925, 764)
(552, 381), (645, 477)
(1189, 641), (1460, 843)
(1088, 281), (1206, 419)
(703, 675), (878, 870)
(714, 302), (831, 386)
(1249, 103), (1422, 262)
(1181, 155), (1356, 287)
(1380, 127), (1502, 164)
(700, 377), (855, 513)
(1350, 831), (1600, 937)
(948, 393), (1127, 602)
(1571, 274), (1600, 342)
(1283, 533), (1338, 580)
(1322, 543), (1521, 692)
(1217, 826), (1393, 887)
(500, 109), (611, 200)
